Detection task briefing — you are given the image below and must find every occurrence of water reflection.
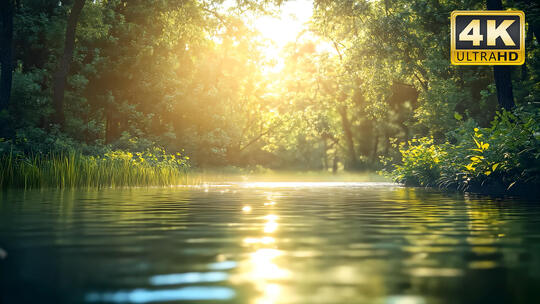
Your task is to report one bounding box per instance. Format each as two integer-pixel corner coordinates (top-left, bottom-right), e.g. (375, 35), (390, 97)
(85, 286), (235, 303)
(263, 215), (279, 233)
(238, 193), (290, 304)
(248, 248), (289, 280)
(1, 183), (540, 304)
(383, 295), (426, 304)
(208, 260), (238, 270)
(244, 237), (275, 244)
(149, 272), (228, 285)
(241, 181), (397, 188)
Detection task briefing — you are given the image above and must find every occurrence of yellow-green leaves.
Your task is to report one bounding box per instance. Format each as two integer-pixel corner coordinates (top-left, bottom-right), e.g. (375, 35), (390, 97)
(390, 136), (447, 186)
(0, 148), (190, 189)
(465, 128), (493, 176)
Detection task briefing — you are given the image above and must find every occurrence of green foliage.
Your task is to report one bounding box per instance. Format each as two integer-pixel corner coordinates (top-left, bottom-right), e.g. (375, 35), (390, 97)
(1, 0), (539, 188)
(387, 108), (540, 193)
(383, 137), (446, 186)
(0, 147), (189, 189)
(2, 0), (284, 169)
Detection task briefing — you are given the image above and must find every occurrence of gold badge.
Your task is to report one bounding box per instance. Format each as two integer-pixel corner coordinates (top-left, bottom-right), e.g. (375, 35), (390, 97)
(451, 10), (525, 65)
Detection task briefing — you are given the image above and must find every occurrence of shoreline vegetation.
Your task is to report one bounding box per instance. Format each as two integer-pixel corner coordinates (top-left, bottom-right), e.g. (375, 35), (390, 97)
(2, 107), (540, 195)
(383, 108), (540, 196)
(0, 148), (190, 188)
(0, 1), (539, 195)
(0, 147), (390, 189)
(1, 107), (539, 195)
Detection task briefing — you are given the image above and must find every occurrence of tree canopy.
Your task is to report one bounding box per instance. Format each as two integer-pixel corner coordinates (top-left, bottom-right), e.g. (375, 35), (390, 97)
(0, 0), (539, 173)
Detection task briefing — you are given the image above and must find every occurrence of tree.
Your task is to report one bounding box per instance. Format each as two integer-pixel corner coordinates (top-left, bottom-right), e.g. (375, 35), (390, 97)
(0, 0), (14, 112)
(487, 0), (515, 110)
(52, 0), (86, 127)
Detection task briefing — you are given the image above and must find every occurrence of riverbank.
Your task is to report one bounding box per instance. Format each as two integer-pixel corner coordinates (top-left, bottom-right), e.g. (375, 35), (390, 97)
(0, 150), (388, 189)
(0, 149), (190, 189)
(187, 169), (389, 184)
(383, 109), (540, 197)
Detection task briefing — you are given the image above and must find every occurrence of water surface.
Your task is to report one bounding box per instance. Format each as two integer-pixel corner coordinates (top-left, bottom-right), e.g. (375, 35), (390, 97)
(1, 182), (540, 303)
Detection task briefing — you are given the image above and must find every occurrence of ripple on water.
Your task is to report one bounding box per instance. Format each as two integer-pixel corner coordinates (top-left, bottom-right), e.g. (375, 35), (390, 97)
(85, 286), (236, 303)
(0, 183), (540, 304)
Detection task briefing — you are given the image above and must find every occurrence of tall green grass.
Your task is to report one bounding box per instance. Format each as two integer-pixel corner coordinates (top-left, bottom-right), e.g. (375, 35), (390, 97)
(0, 149), (190, 189)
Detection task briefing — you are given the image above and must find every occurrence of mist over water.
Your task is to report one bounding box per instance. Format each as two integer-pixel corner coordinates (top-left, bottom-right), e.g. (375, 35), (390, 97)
(1, 180), (540, 303)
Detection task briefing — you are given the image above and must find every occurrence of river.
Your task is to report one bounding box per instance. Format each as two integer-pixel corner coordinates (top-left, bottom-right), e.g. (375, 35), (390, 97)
(1, 182), (539, 303)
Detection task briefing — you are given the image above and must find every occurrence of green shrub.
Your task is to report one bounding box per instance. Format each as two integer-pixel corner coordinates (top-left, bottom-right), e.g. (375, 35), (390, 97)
(386, 107), (540, 193)
(384, 137), (446, 186)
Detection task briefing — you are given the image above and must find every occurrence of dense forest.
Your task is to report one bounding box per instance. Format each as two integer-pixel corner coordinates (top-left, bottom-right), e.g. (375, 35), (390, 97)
(0, 0), (539, 191)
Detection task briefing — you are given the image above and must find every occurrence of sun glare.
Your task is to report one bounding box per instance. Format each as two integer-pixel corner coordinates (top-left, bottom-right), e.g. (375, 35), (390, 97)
(251, 0), (314, 72)
(253, 0), (312, 47)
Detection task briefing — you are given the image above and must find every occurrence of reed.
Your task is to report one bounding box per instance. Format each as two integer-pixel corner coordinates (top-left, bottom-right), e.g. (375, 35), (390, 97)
(0, 149), (190, 189)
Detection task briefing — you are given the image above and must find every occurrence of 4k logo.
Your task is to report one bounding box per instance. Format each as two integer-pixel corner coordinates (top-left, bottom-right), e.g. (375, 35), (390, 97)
(451, 10), (525, 65)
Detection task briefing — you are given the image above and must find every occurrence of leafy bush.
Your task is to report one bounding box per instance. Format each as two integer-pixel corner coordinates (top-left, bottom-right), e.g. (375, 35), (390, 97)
(384, 137), (446, 186)
(385, 107), (540, 194)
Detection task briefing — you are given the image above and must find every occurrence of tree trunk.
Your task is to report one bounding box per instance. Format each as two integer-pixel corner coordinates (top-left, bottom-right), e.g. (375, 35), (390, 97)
(322, 137), (328, 171)
(487, 0), (515, 110)
(52, 0), (86, 127)
(332, 149), (338, 174)
(492, 66), (515, 110)
(531, 21), (540, 44)
(515, 0), (540, 43)
(105, 113), (119, 144)
(0, 0), (14, 112)
(338, 105), (358, 169)
(371, 130), (379, 163)
(522, 26), (533, 81)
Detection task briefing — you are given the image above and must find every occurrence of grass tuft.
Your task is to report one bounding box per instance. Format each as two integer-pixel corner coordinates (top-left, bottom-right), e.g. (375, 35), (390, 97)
(0, 148), (190, 189)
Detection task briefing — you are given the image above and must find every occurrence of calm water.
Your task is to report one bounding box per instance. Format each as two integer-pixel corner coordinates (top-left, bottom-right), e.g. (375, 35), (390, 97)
(1, 182), (540, 304)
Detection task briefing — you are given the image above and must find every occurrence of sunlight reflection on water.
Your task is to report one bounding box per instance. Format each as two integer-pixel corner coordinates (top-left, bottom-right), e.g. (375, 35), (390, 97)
(149, 272), (228, 285)
(1, 182), (540, 303)
(85, 286), (235, 303)
(239, 181), (398, 188)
